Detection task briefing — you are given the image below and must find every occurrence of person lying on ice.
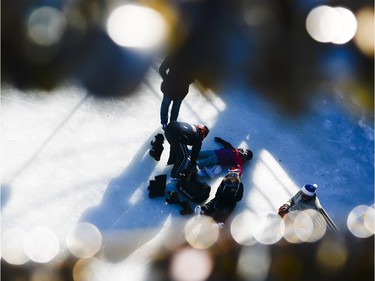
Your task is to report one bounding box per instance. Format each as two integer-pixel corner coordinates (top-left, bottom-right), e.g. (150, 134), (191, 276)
(164, 121), (209, 180)
(195, 137), (253, 178)
(195, 167), (244, 226)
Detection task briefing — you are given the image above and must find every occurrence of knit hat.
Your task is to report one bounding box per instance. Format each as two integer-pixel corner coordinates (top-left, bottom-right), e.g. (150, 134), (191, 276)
(227, 166), (242, 177)
(245, 149), (253, 160)
(301, 184), (317, 196)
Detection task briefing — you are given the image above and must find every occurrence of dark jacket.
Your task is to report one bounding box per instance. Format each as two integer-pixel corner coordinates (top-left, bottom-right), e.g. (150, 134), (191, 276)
(213, 179), (244, 210)
(165, 121), (205, 164)
(159, 55), (195, 100)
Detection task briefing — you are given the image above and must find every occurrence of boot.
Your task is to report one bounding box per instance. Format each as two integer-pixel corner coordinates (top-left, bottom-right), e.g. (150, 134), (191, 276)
(148, 180), (156, 191)
(166, 191), (180, 204)
(150, 134), (164, 161)
(148, 180), (158, 198)
(179, 200), (193, 215)
(153, 174), (167, 197)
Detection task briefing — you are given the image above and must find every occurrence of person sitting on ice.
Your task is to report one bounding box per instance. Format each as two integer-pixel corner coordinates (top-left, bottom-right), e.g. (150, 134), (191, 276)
(195, 167), (244, 226)
(196, 137), (253, 178)
(277, 184), (321, 218)
(277, 184), (339, 232)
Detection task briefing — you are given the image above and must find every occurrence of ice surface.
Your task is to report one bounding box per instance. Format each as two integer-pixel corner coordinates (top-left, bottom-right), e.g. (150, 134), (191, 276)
(1, 68), (373, 279)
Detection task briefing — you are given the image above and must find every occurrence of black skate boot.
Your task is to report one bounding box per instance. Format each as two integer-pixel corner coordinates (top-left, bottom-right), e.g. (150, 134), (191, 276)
(166, 191), (180, 204)
(179, 200), (193, 215)
(149, 134), (164, 161)
(148, 174), (167, 198)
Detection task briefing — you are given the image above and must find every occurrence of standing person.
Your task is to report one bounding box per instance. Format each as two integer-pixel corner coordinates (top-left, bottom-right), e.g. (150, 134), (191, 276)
(195, 167), (244, 227)
(196, 137), (253, 178)
(164, 121), (209, 180)
(159, 54), (195, 130)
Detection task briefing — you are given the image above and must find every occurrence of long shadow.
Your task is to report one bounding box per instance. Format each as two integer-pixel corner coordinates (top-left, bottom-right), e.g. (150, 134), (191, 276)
(79, 129), (185, 261)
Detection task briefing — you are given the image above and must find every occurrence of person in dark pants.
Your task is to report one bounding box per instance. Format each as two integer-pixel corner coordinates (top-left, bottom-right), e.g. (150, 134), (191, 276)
(195, 167), (244, 226)
(164, 121), (209, 180)
(159, 55), (195, 130)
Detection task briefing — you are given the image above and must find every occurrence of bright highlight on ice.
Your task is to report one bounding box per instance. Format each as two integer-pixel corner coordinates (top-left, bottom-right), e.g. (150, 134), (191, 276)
(247, 149), (299, 214)
(306, 6), (357, 44)
(66, 222), (102, 258)
(106, 4), (167, 48)
(27, 6), (67, 46)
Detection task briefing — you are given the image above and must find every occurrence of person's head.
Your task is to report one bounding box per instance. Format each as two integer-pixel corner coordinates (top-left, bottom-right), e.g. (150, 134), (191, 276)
(301, 184), (317, 200)
(225, 167), (241, 183)
(238, 148), (253, 161)
(197, 125), (209, 140)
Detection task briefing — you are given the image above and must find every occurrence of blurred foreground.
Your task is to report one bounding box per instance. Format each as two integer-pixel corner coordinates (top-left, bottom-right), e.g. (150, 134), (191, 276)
(2, 231), (373, 281)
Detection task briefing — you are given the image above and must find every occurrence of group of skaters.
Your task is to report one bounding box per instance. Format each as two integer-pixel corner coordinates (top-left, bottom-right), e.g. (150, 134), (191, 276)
(149, 53), (337, 231)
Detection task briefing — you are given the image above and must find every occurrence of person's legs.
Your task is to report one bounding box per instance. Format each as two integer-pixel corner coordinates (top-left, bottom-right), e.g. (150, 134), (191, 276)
(196, 151), (219, 169)
(171, 142), (189, 178)
(170, 99), (182, 122)
(160, 95), (172, 125)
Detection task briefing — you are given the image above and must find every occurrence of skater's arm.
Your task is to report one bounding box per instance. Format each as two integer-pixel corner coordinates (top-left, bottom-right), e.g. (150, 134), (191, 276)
(213, 181), (225, 201)
(235, 183), (244, 202)
(278, 196), (295, 217)
(190, 142), (202, 165)
(214, 137), (235, 149)
(159, 57), (170, 80)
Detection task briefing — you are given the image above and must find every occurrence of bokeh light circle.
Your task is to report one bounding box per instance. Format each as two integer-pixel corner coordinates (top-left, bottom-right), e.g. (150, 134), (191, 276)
(66, 222), (102, 258)
(1, 228), (29, 265)
(354, 6), (374, 57)
(363, 205), (375, 234)
(236, 244), (271, 280)
(169, 247), (213, 281)
(27, 6), (67, 46)
(294, 210), (326, 242)
(306, 6), (357, 44)
(347, 205), (374, 238)
(24, 226), (60, 263)
(251, 213), (284, 245)
(331, 7), (357, 44)
(184, 216), (219, 249)
(282, 212), (303, 243)
(316, 237), (348, 270)
(230, 211), (257, 246)
(73, 257), (103, 281)
(106, 4), (167, 48)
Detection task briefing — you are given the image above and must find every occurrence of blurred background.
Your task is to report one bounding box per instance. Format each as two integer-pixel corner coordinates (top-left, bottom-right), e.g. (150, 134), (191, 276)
(2, 0), (374, 115)
(2, 0), (374, 280)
